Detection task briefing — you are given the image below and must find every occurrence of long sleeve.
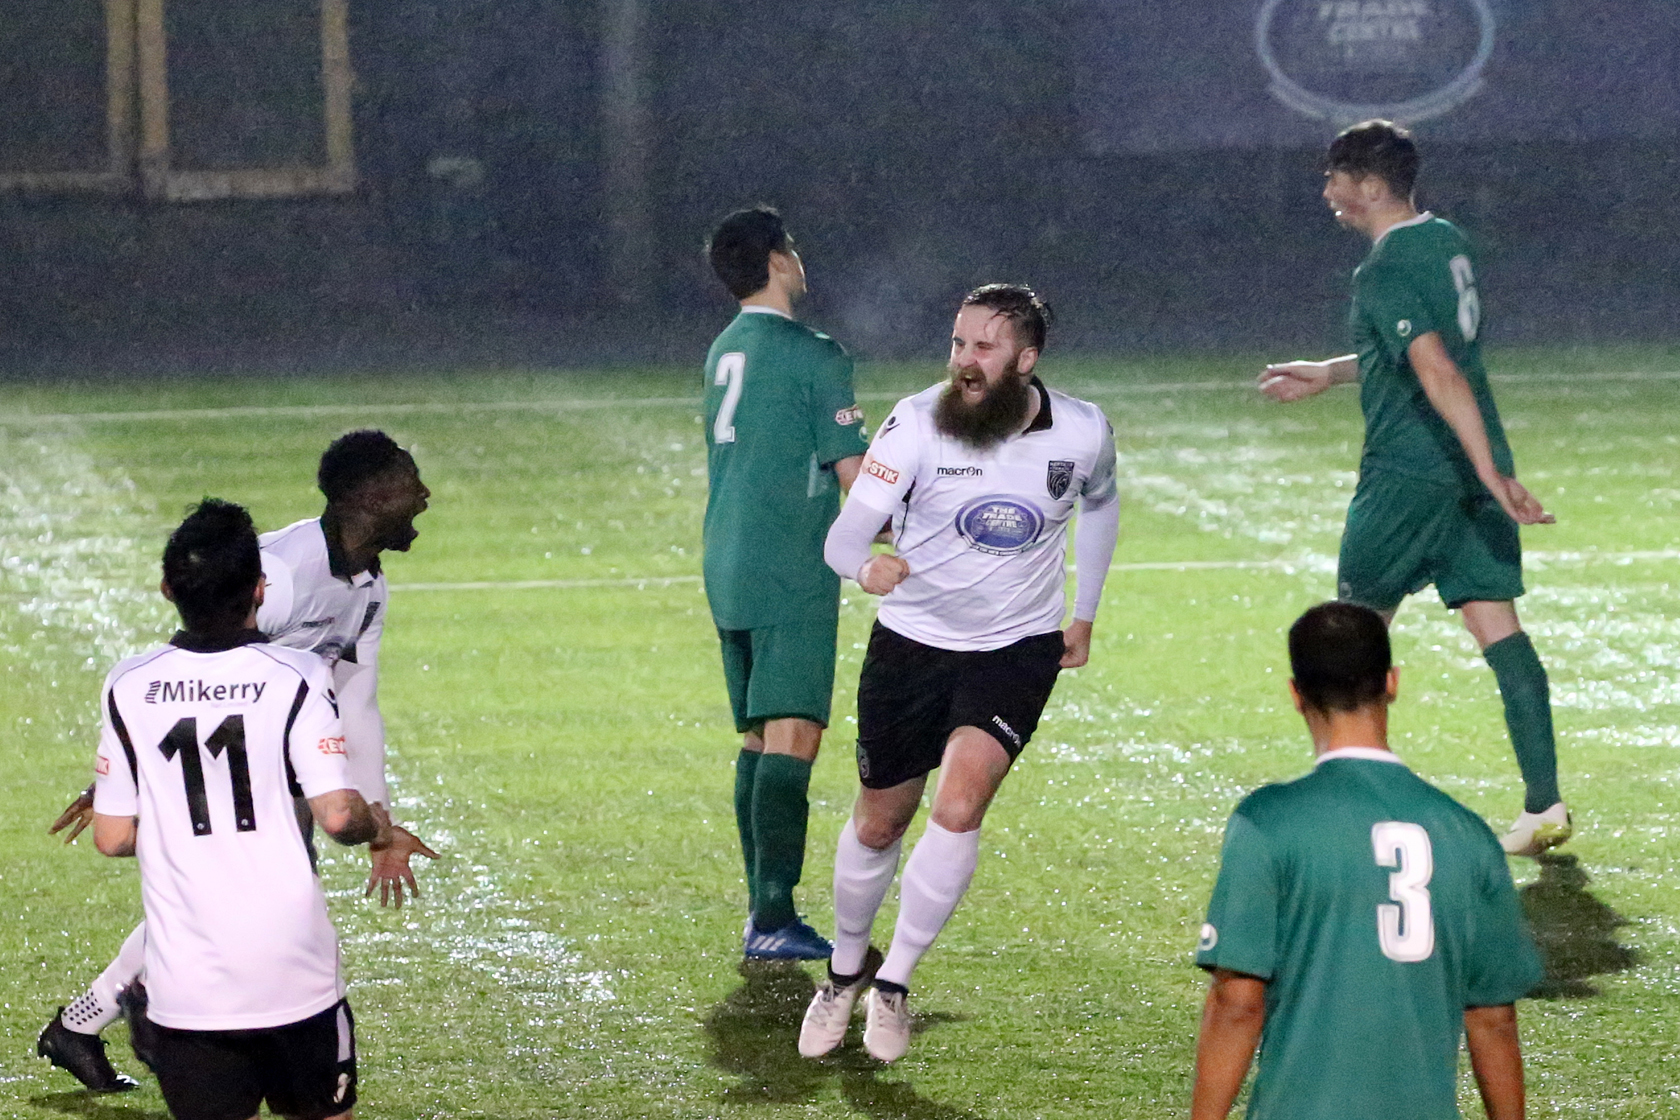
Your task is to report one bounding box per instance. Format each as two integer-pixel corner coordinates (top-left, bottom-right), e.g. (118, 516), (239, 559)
(826, 494), (894, 583)
(1072, 493), (1120, 622)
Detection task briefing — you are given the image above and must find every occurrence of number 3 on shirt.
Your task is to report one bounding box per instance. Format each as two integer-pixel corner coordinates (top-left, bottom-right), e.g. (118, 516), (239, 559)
(1449, 255), (1480, 343)
(713, 352), (746, 444)
(1371, 821), (1435, 963)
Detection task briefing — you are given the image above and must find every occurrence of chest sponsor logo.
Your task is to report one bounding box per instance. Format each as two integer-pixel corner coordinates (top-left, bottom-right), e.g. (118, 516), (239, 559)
(145, 679), (267, 704)
(835, 405), (864, 426)
(1046, 459), (1076, 500)
(956, 496), (1046, 556)
(318, 735), (348, 756)
(865, 458), (900, 485)
(937, 465), (983, 477)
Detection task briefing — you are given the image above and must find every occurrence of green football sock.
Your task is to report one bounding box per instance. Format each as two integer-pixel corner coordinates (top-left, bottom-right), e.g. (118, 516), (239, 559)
(1484, 631), (1562, 813)
(751, 753), (814, 932)
(733, 749), (760, 915)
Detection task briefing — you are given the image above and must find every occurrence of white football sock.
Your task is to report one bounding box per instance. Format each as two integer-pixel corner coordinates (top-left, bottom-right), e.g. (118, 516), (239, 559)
(876, 821), (980, 989)
(64, 922), (146, 1034)
(830, 818), (902, 977)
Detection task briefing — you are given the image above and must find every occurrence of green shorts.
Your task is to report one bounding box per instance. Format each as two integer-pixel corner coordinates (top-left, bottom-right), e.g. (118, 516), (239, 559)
(1338, 471), (1525, 612)
(716, 609), (839, 733)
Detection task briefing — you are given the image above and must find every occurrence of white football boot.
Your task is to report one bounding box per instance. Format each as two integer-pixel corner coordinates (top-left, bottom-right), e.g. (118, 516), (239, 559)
(1500, 802), (1572, 857)
(862, 985), (912, 1063)
(797, 946), (882, 1058)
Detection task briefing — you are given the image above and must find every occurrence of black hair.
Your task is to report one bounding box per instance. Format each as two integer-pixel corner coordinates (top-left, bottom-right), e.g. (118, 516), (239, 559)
(961, 283), (1053, 352)
(706, 206), (793, 300)
(162, 499), (262, 632)
(1324, 119), (1419, 202)
(1288, 601), (1393, 713)
(317, 430), (411, 503)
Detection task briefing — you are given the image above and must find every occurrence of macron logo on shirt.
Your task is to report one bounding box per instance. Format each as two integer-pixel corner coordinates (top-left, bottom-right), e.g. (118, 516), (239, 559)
(145, 680), (268, 704)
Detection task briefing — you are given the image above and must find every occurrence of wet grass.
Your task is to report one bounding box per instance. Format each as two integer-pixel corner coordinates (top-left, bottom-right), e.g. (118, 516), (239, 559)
(2, 348), (1678, 1118)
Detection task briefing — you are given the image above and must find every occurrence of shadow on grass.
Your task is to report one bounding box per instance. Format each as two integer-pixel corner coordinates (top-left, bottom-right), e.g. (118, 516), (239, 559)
(27, 1092), (169, 1120)
(702, 959), (982, 1118)
(1521, 853), (1639, 999)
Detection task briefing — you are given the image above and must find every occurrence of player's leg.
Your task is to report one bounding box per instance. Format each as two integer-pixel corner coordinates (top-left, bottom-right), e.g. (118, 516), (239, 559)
(1439, 491), (1567, 854)
(1462, 600), (1567, 854)
(1336, 472), (1439, 617)
(798, 778), (921, 1058)
(150, 1022), (265, 1120)
(717, 629), (761, 933)
(740, 611), (839, 956)
(37, 922), (146, 1090)
(865, 629), (1063, 1062)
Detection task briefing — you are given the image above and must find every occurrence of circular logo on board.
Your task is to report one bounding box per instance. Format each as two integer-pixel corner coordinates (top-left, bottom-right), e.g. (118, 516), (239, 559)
(1199, 923), (1219, 952)
(956, 496), (1045, 556)
(1255, 0), (1495, 125)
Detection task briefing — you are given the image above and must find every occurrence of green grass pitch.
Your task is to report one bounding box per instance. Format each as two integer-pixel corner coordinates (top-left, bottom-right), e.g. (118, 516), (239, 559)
(2, 347), (1678, 1118)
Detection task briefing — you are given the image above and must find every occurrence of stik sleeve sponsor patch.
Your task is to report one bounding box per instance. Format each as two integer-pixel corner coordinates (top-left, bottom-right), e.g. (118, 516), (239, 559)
(865, 458), (900, 485)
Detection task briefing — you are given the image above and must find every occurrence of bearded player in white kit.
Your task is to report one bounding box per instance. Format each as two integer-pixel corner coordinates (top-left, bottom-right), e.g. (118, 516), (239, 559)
(90, 499), (382, 1120)
(39, 431), (437, 1092)
(799, 284), (1121, 1062)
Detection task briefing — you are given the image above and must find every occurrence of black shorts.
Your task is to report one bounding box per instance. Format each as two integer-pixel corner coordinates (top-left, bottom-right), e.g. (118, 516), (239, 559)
(153, 999), (356, 1120)
(855, 623), (1063, 790)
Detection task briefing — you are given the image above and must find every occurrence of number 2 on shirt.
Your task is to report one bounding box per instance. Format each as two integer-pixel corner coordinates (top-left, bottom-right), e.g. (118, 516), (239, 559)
(1372, 821), (1435, 962)
(713, 352), (746, 444)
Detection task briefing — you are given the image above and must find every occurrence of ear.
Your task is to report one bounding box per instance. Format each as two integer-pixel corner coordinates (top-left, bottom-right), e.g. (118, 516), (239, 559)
(254, 575), (267, 609)
(1385, 666), (1400, 703)
(1287, 679), (1305, 715)
(159, 578), (175, 603)
(1016, 346), (1039, 376)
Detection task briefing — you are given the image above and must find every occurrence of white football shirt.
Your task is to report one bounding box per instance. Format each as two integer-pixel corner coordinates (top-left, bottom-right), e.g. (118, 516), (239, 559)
(258, 518), (389, 805)
(93, 636), (352, 1030)
(848, 380), (1118, 650)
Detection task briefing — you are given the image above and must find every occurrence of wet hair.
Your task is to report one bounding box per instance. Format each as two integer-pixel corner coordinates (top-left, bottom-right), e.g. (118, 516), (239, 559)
(1324, 119), (1419, 202)
(318, 430), (410, 503)
(1288, 601), (1392, 713)
(961, 283), (1053, 352)
(706, 206), (793, 300)
(162, 499), (262, 632)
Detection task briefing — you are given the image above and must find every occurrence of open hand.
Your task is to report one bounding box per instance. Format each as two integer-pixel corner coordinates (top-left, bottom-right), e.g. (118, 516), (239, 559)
(366, 825), (440, 908)
(1258, 362), (1334, 402)
(49, 785), (96, 844)
(1487, 475), (1555, 526)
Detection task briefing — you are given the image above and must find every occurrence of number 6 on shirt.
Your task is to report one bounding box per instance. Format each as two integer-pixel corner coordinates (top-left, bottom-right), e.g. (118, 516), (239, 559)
(1372, 821), (1435, 963)
(713, 352), (746, 444)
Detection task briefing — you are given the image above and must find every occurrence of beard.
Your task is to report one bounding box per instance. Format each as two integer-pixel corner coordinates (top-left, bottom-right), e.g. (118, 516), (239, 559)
(934, 363), (1033, 450)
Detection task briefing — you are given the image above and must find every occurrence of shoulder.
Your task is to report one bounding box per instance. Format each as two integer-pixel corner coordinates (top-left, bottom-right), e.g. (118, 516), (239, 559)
(259, 518), (323, 564)
(1231, 770), (1323, 828)
(250, 643), (328, 686)
(1046, 390), (1113, 441)
(105, 645), (177, 692)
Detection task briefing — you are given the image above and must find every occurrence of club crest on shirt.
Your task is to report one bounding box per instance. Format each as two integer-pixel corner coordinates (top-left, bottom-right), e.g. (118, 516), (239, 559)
(1046, 459), (1075, 500)
(956, 496), (1045, 556)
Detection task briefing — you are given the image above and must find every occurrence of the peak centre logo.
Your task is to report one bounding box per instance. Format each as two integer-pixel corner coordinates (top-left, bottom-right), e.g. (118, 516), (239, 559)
(1256, 0), (1495, 125)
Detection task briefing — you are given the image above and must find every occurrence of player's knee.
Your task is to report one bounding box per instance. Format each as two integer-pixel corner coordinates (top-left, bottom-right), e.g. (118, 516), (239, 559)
(853, 812), (910, 851)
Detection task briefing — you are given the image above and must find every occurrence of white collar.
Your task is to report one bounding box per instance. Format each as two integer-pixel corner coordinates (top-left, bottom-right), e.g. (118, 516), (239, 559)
(740, 304), (791, 319)
(1373, 210), (1432, 246)
(1314, 746), (1406, 767)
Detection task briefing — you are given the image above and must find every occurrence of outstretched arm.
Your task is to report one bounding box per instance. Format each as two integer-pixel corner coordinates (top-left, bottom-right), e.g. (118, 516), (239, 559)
(1465, 1003), (1526, 1120)
(1408, 332), (1553, 525)
(1191, 969), (1266, 1120)
(1258, 355), (1359, 402)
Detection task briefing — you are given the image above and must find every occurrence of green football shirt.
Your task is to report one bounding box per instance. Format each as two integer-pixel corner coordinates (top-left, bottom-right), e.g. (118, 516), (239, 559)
(1350, 214), (1515, 487)
(1197, 747), (1542, 1120)
(702, 308), (870, 630)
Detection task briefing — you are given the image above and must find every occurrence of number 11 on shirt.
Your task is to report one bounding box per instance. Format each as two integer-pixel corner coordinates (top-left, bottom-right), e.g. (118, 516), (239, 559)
(714, 352), (746, 444)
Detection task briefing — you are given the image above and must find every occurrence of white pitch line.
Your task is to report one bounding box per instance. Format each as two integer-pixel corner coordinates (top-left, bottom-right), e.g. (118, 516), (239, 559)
(387, 549), (1678, 593)
(6, 370), (1679, 426)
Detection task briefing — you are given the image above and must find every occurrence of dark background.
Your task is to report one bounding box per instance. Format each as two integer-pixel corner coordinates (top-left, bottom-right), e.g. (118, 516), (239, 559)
(1, 0), (1676, 375)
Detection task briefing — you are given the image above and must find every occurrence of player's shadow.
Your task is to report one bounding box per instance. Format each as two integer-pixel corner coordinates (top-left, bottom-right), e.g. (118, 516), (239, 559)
(1520, 853), (1640, 999)
(28, 1091), (170, 1120)
(701, 959), (980, 1118)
